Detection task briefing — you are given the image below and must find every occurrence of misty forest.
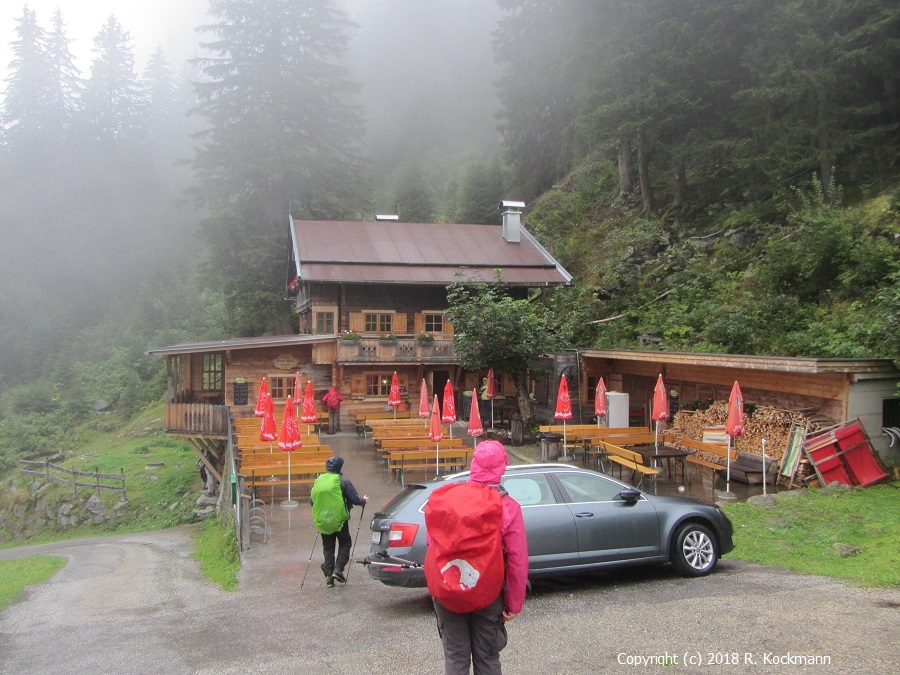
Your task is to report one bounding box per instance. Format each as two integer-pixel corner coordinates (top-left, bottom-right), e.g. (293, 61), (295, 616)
(0, 0), (898, 465)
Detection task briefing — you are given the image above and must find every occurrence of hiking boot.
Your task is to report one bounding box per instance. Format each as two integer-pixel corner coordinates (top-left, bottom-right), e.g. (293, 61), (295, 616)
(326, 576), (335, 589)
(331, 571), (346, 584)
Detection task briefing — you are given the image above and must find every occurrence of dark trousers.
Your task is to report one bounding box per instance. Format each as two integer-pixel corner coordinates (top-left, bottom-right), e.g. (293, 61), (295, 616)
(328, 408), (340, 434)
(433, 596), (508, 675)
(320, 521), (351, 577)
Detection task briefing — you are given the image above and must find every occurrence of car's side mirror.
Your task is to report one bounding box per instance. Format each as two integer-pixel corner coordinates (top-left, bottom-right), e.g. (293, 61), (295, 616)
(618, 489), (641, 504)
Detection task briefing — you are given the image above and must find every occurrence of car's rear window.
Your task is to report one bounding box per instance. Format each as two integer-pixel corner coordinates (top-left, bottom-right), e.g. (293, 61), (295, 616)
(376, 485), (426, 517)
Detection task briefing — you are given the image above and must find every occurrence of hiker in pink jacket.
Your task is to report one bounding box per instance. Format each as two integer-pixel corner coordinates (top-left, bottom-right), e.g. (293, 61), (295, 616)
(433, 440), (529, 674)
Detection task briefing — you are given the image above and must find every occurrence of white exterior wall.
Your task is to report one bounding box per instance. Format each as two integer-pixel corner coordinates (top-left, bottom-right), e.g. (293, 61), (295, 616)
(848, 375), (900, 463)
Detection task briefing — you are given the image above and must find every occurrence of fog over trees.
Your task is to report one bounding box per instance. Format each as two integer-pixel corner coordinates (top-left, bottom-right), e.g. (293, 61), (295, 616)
(0, 0), (896, 443)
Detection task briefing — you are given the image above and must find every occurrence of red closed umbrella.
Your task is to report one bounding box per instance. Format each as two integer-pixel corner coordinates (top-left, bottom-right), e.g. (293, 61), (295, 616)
(467, 390), (484, 448)
(486, 368), (497, 429)
(594, 377), (608, 428)
(442, 380), (456, 438)
(301, 380), (317, 434)
(258, 391), (277, 446)
(292, 372), (303, 403)
(724, 381), (745, 493)
(277, 396), (302, 508)
(418, 379), (430, 418)
(388, 372), (401, 419)
(651, 374), (668, 454)
(429, 395), (443, 475)
(555, 375), (573, 459)
(254, 378), (270, 417)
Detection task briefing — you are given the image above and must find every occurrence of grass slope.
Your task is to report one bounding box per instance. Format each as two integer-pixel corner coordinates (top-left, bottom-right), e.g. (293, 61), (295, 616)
(722, 484), (900, 587)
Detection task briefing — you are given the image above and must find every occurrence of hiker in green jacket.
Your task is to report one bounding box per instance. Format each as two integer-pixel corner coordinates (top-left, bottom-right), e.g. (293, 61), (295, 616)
(310, 456), (367, 588)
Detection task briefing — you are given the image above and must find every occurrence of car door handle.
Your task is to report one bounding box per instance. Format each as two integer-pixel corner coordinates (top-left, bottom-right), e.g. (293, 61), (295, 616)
(575, 512), (594, 518)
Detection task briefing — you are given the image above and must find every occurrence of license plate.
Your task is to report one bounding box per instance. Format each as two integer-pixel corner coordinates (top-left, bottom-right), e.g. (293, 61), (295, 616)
(371, 531), (381, 545)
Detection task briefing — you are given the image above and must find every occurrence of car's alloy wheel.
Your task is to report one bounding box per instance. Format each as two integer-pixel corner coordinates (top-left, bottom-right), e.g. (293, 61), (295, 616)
(671, 523), (717, 577)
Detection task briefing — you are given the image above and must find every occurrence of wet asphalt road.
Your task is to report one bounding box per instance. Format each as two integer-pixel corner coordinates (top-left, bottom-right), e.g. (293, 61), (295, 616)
(1, 430), (898, 674)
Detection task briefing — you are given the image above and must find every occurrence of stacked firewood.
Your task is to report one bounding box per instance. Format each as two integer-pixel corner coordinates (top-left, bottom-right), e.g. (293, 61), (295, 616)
(672, 402), (822, 461)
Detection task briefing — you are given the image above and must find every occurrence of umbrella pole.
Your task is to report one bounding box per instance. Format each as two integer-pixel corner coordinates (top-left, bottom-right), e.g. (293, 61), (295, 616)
(655, 421), (659, 455)
(280, 452), (299, 509)
(762, 439), (767, 497)
(726, 437), (732, 493)
(562, 420), (568, 460)
(435, 443), (440, 476)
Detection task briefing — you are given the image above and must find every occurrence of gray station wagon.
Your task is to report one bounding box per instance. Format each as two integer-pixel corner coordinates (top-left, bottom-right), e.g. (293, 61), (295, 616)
(365, 463), (734, 587)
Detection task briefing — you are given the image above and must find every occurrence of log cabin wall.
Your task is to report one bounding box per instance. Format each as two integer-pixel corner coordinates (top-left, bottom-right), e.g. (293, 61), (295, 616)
(307, 283), (451, 334)
(223, 346), (332, 415)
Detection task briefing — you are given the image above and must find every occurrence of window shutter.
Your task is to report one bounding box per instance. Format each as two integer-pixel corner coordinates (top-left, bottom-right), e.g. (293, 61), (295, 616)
(393, 313), (408, 333)
(443, 315), (454, 335)
(349, 312), (364, 332)
(413, 313), (425, 334)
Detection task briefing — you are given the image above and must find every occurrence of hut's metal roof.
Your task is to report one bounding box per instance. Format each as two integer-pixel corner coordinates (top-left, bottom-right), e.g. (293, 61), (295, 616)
(290, 219), (572, 286)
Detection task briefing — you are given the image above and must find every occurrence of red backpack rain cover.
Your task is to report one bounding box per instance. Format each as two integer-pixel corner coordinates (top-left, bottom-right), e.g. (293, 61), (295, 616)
(424, 482), (504, 613)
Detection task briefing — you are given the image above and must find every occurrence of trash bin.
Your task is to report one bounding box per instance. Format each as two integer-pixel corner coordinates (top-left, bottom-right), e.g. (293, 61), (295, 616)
(510, 414), (524, 446)
(541, 433), (562, 461)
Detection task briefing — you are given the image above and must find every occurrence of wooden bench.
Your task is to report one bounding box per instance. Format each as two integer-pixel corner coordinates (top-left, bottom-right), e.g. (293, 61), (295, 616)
(240, 449), (333, 468)
(387, 448), (473, 486)
(584, 434), (675, 466)
(372, 425), (447, 447)
(599, 442), (660, 490)
(242, 460), (328, 501)
(680, 437), (739, 485)
(541, 425), (652, 463)
(380, 438), (464, 462)
(355, 411), (418, 436)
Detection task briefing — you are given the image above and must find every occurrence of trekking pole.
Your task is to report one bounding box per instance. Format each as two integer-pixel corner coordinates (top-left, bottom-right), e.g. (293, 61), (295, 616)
(344, 503), (366, 584)
(299, 530), (320, 591)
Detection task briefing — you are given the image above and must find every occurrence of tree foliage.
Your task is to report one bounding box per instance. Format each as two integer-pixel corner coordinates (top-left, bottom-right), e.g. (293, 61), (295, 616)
(191, 0), (368, 333)
(446, 276), (565, 420)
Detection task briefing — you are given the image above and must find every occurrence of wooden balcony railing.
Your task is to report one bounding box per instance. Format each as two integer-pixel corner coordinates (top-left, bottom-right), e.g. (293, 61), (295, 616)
(337, 337), (457, 363)
(165, 403), (230, 437)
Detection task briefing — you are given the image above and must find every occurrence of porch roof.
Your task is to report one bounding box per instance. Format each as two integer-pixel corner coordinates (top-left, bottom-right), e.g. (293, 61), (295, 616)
(577, 349), (899, 376)
(146, 334), (337, 356)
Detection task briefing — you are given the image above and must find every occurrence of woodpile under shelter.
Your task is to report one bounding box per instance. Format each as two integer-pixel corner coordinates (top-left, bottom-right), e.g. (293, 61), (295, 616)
(561, 349), (900, 462)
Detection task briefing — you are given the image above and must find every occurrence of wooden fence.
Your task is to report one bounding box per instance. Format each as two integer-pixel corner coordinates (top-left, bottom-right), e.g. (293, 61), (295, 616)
(20, 460), (126, 499)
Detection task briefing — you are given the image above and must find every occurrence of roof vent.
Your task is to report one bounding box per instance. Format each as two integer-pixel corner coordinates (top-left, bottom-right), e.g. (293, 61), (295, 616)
(500, 200), (525, 243)
(375, 214), (399, 221)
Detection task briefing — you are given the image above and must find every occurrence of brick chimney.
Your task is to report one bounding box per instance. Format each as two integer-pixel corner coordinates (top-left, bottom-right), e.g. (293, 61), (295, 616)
(501, 200), (525, 243)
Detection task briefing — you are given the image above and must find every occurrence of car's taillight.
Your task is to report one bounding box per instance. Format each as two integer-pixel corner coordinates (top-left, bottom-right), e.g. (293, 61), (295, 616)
(387, 523), (418, 547)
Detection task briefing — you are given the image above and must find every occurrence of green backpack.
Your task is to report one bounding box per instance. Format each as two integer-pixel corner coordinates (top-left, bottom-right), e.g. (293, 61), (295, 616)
(311, 472), (348, 535)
